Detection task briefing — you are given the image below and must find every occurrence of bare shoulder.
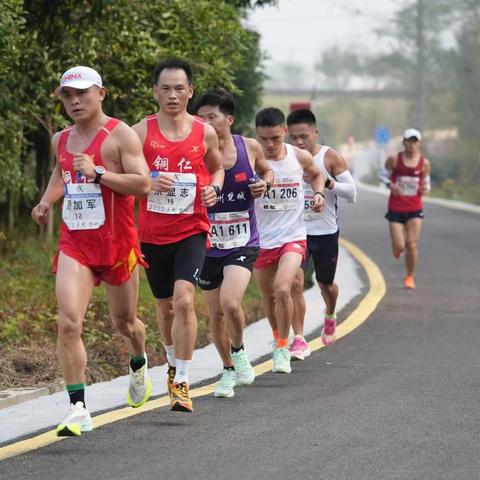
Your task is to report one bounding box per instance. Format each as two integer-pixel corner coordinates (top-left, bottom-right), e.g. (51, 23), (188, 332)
(325, 147), (347, 173)
(203, 121), (219, 148)
(293, 145), (313, 163)
(385, 154), (397, 170)
(423, 157), (431, 174)
(112, 121), (143, 147)
(244, 136), (262, 154)
(131, 117), (148, 143)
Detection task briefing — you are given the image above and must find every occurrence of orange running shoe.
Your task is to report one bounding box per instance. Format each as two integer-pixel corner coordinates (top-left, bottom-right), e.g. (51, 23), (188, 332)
(170, 382), (193, 412)
(404, 275), (415, 289)
(167, 365), (176, 396)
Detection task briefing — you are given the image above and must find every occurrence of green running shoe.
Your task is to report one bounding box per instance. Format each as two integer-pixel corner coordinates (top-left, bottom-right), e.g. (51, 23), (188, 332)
(214, 369), (236, 398)
(272, 347), (292, 373)
(232, 350), (255, 385)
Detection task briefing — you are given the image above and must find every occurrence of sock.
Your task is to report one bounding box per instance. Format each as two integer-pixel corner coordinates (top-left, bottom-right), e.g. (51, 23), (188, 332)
(231, 344), (244, 353)
(224, 365), (235, 371)
(67, 383), (85, 407)
(294, 334), (305, 340)
(272, 329), (279, 341)
(325, 312), (336, 320)
(174, 359), (191, 384)
(164, 344), (176, 367)
(130, 353), (146, 372)
(276, 337), (289, 349)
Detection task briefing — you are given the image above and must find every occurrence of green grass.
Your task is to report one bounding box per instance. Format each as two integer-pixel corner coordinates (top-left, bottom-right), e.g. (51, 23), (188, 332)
(0, 232), (264, 389)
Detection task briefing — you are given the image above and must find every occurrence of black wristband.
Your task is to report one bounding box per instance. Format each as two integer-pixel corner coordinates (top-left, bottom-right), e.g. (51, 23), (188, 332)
(314, 191), (325, 198)
(325, 178), (331, 189)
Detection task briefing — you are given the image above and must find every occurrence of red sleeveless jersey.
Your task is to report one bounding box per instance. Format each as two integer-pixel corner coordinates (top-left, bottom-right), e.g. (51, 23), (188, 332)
(56, 118), (140, 269)
(388, 152), (424, 212)
(138, 114), (211, 245)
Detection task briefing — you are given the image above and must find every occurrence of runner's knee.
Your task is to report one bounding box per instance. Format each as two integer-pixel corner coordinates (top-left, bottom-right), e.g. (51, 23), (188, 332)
(57, 314), (83, 340)
(220, 297), (241, 318)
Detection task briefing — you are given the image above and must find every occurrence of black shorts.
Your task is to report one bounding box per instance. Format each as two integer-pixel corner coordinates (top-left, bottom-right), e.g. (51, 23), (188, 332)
(307, 230), (339, 285)
(198, 247), (259, 291)
(141, 233), (207, 299)
(385, 210), (424, 224)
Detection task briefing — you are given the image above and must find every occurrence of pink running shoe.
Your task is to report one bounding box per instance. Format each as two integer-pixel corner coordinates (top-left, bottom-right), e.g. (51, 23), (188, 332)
(289, 337), (311, 361)
(321, 316), (337, 346)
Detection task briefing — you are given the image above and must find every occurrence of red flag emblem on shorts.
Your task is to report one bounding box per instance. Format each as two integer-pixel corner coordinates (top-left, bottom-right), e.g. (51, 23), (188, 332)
(235, 172), (247, 182)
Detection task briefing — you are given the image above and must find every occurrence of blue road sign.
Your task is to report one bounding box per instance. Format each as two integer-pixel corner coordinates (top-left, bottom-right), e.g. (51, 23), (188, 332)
(375, 126), (391, 145)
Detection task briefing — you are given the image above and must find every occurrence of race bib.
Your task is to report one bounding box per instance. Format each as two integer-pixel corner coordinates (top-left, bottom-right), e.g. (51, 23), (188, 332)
(209, 211), (250, 249)
(147, 172), (197, 214)
(303, 184), (318, 221)
(397, 176), (419, 196)
(259, 176), (302, 211)
(62, 183), (105, 230)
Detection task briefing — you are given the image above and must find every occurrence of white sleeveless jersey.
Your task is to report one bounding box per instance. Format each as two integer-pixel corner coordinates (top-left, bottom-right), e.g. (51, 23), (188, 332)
(304, 146), (339, 235)
(255, 143), (306, 248)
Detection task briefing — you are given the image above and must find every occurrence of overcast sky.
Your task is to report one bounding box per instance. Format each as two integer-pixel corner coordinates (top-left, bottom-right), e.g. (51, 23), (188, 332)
(246, 0), (401, 68)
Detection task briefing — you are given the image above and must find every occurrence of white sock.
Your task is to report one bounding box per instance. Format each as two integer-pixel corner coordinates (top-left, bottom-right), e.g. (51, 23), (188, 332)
(174, 359), (191, 384)
(164, 345), (175, 367)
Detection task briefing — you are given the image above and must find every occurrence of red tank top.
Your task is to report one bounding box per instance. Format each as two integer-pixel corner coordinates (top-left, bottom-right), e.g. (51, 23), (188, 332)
(388, 152), (424, 212)
(138, 114), (211, 245)
(57, 118), (138, 265)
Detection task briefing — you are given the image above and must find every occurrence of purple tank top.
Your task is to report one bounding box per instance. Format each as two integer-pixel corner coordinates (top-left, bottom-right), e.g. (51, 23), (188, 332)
(207, 135), (259, 257)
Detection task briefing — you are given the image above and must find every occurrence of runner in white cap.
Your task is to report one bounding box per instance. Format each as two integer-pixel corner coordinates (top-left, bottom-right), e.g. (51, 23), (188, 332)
(380, 128), (431, 289)
(32, 66), (151, 436)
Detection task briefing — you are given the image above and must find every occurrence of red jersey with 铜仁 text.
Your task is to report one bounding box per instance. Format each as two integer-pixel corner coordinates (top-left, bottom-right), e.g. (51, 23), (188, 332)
(55, 118), (143, 282)
(138, 114), (211, 245)
(388, 152), (424, 212)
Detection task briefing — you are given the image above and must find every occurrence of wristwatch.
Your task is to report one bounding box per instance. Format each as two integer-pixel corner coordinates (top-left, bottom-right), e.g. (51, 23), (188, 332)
(94, 165), (106, 184)
(265, 181), (272, 192)
(325, 178), (331, 189)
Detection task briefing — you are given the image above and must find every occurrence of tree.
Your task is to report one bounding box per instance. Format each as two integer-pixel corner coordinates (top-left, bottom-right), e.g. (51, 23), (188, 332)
(0, 0), (268, 232)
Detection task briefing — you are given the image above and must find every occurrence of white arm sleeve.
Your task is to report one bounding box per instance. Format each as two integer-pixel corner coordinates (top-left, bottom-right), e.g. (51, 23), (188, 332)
(331, 170), (357, 203)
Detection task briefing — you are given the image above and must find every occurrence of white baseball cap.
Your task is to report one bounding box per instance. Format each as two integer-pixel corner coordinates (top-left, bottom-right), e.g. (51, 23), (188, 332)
(403, 128), (422, 140)
(55, 66), (102, 95)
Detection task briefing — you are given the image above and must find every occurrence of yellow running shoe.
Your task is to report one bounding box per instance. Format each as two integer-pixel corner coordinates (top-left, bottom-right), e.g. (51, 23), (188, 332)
(56, 402), (93, 437)
(170, 382), (193, 412)
(127, 354), (152, 408)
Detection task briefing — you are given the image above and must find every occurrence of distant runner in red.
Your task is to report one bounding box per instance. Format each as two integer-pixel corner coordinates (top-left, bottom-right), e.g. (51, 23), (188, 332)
(133, 58), (224, 412)
(383, 128), (431, 289)
(31, 66), (151, 437)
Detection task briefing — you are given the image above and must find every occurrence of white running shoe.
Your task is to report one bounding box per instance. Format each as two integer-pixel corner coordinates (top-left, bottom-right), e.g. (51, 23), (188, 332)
(127, 354), (152, 408)
(56, 401), (93, 437)
(214, 369), (237, 398)
(232, 350), (255, 385)
(272, 347), (292, 373)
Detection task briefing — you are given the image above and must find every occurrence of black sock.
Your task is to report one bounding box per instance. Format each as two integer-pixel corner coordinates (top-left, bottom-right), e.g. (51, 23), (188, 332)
(231, 344), (244, 353)
(130, 354), (146, 372)
(68, 388), (85, 407)
(224, 365), (235, 371)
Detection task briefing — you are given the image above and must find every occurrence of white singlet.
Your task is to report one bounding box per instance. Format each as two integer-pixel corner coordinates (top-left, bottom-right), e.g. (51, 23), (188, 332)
(255, 143), (306, 248)
(304, 146), (338, 235)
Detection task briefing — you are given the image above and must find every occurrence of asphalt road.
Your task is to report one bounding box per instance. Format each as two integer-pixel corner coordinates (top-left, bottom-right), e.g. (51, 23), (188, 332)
(1, 189), (479, 480)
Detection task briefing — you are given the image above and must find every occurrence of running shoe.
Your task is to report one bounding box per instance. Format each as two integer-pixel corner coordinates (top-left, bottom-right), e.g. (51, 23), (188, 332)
(214, 369), (236, 398)
(56, 401), (93, 437)
(404, 275), (415, 289)
(167, 364), (176, 398)
(289, 337), (311, 361)
(170, 382), (193, 412)
(272, 347), (292, 373)
(127, 354), (152, 408)
(321, 316), (337, 347)
(232, 350), (255, 385)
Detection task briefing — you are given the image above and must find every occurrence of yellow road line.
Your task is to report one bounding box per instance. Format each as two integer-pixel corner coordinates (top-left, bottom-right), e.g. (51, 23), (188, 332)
(0, 237), (385, 462)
